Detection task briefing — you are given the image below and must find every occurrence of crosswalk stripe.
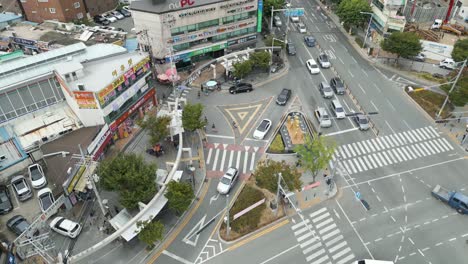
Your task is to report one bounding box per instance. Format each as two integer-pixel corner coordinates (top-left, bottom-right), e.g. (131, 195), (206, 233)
(312, 212), (330, 223)
(423, 141), (436, 155)
(207, 148), (213, 164)
(325, 235), (344, 247)
(441, 138), (454, 150)
(431, 139), (444, 152)
(376, 137), (386, 150)
(394, 133), (406, 145)
(428, 140), (441, 153)
(357, 157), (368, 171)
(348, 160), (357, 174)
(220, 149), (227, 171)
(407, 130), (418, 143)
(381, 136), (392, 148)
(309, 254), (329, 264)
(427, 126), (439, 137)
(212, 149), (220, 170)
(316, 218), (334, 229)
(386, 149), (398, 163)
(332, 153), (337, 161)
(412, 143), (424, 156)
(243, 151), (249, 173)
(322, 229), (340, 240)
(332, 247), (351, 260)
(388, 134), (400, 147)
(436, 138), (450, 151)
(343, 145), (352, 158)
(352, 159), (362, 172)
(367, 155), (378, 168)
(371, 138), (381, 151)
(387, 136), (396, 147)
(372, 153), (383, 167)
(415, 128), (427, 140)
(294, 226), (310, 236)
(404, 146), (417, 159)
(310, 207), (327, 218)
(356, 142), (366, 154)
(390, 148), (403, 162)
(306, 249), (326, 262)
(236, 150), (241, 169)
(364, 140), (375, 152)
(419, 127), (431, 139)
(319, 223), (337, 235)
(336, 253), (355, 264)
(362, 156), (373, 169)
(424, 126), (436, 138)
(402, 131), (413, 143)
(292, 219), (311, 230)
(351, 143), (360, 156)
(297, 231), (315, 242)
(342, 160), (352, 175)
(381, 151), (393, 164)
(377, 152), (388, 166)
(410, 145), (421, 157)
(329, 241), (348, 253)
(300, 236), (319, 248)
(400, 146), (413, 160)
(338, 146), (347, 159)
(361, 141), (371, 153)
(396, 148), (408, 161)
(228, 150), (234, 167)
(411, 129), (422, 141)
(418, 142), (430, 156)
(249, 152), (256, 171)
(303, 242), (322, 254)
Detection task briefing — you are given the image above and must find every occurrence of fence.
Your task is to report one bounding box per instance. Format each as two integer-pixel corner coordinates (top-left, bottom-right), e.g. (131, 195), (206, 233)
(402, 3), (449, 23)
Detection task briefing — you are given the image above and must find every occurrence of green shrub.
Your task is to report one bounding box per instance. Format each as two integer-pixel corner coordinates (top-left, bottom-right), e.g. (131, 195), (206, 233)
(229, 185), (265, 233)
(269, 134), (285, 153)
(355, 36), (364, 47)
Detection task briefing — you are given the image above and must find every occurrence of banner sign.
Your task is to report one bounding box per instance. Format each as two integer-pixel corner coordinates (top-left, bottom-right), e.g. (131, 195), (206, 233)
(257, 0), (263, 32)
(73, 91), (98, 109)
(233, 198), (265, 220)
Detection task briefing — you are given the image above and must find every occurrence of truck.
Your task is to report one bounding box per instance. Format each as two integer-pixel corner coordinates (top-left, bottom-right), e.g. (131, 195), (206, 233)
(431, 184), (468, 214)
(439, 58), (457, 70)
(431, 19), (466, 36)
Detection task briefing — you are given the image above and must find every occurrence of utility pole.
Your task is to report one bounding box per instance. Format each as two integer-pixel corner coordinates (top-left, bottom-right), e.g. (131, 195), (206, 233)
(436, 59), (467, 120)
(225, 194), (230, 238)
(360, 12), (373, 49)
(275, 173), (282, 217)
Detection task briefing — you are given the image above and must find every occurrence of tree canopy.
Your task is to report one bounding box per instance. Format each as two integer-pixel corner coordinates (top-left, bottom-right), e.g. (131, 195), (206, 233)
(182, 103), (206, 132)
(97, 153), (157, 209)
(380, 32), (422, 60)
(336, 0), (371, 30)
(441, 74), (468, 107)
(254, 160), (302, 193)
(136, 219), (164, 249)
(232, 60), (253, 79)
(451, 38), (468, 62)
(294, 134), (336, 182)
(165, 180), (194, 215)
(264, 0), (285, 17)
(138, 114), (171, 146)
(250, 51), (271, 70)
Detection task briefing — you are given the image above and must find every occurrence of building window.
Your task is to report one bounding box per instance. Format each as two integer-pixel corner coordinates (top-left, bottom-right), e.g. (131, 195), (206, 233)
(64, 74), (71, 82)
(74, 2), (80, 8)
(49, 8), (56, 14)
(372, 0), (384, 11)
(77, 12), (83, 19)
(77, 84), (85, 91)
(72, 72), (78, 80)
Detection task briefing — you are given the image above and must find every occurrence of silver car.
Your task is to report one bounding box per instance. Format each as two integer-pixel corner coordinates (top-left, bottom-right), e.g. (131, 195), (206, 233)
(319, 82), (334, 99)
(11, 175), (32, 202)
(354, 114), (370, 130)
(274, 15), (282, 27)
(315, 107), (332, 128)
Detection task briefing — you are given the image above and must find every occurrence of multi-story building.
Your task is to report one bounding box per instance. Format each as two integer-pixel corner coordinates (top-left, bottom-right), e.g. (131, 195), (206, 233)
(0, 0), (24, 15)
(370, 0), (406, 36)
(131, 0), (260, 70)
(83, 0), (118, 17)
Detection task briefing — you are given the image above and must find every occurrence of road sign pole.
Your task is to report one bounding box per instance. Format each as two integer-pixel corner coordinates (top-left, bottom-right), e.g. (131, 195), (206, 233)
(276, 173), (282, 217)
(437, 59), (467, 119)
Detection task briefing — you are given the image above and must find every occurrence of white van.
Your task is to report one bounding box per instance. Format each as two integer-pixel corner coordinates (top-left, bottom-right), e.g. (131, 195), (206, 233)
(439, 58), (456, 70)
(352, 260), (394, 264)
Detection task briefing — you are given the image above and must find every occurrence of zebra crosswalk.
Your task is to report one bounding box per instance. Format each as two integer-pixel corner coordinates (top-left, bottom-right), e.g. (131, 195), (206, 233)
(331, 126), (454, 175)
(291, 208), (355, 264)
(205, 143), (264, 175)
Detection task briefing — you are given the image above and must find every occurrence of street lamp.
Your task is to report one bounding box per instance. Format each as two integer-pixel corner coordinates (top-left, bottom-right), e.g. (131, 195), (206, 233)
(436, 58), (467, 120)
(269, 37), (286, 77)
(360, 11), (374, 49)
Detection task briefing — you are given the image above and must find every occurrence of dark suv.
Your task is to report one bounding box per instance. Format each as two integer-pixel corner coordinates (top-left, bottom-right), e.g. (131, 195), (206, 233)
(229, 83), (253, 94)
(276, 88), (291, 105)
(93, 15), (110, 25)
(0, 185), (13, 215)
(330, 77), (345, 95)
(286, 42), (296, 56)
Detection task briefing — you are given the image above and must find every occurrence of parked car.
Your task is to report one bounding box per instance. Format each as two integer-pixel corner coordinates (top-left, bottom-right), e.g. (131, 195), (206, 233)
(306, 59), (320, 74)
(286, 42), (296, 55)
(7, 215), (34, 236)
(319, 81), (334, 99)
(253, 119), (272, 140)
(412, 53), (426, 62)
(276, 88), (291, 105)
(217, 167), (239, 194)
(118, 9), (131, 17)
(354, 114), (370, 130)
(0, 185), (13, 215)
(49, 217), (82, 238)
(93, 15), (110, 25)
(229, 83), (253, 94)
(297, 22), (306, 33)
(274, 15), (282, 27)
(330, 99), (346, 119)
(304, 36), (316, 47)
(28, 164), (47, 189)
(11, 175), (32, 202)
(122, 5), (130, 11)
(330, 77), (345, 95)
(315, 107), (332, 128)
(111, 11), (124, 20)
(38, 188), (55, 213)
(318, 53), (331, 68)
(290, 15), (299, 22)
(103, 13), (117, 22)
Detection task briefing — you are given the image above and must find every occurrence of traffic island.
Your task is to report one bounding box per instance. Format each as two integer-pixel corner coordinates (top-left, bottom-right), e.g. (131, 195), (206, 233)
(405, 87), (454, 119)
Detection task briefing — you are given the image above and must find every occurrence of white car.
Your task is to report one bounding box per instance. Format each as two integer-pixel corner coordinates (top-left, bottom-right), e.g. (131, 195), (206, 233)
(306, 59), (320, 74)
(274, 15), (282, 27)
(104, 14), (117, 22)
(111, 11), (124, 20)
(11, 175), (32, 202)
(253, 119), (272, 140)
(28, 164), (47, 189)
(297, 23), (306, 33)
(217, 167), (239, 194)
(315, 107), (332, 128)
(318, 53), (331, 68)
(290, 15), (299, 23)
(50, 217), (82, 238)
(38, 188), (55, 213)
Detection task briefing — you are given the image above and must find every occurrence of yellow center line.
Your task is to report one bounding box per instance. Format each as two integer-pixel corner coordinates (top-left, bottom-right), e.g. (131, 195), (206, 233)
(227, 219), (290, 252)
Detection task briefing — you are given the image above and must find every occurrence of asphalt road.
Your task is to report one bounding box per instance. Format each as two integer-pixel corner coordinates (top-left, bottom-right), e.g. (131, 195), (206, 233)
(151, 0), (468, 264)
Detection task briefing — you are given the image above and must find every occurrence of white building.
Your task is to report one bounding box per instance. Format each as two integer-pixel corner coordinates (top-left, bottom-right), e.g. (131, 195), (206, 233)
(370, 0), (406, 36)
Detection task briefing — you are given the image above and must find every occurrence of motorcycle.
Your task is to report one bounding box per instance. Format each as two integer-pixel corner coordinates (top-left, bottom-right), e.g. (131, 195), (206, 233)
(146, 144), (164, 157)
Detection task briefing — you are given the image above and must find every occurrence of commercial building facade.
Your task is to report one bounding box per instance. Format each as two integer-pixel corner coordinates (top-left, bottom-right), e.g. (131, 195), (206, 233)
(370, 0), (406, 36)
(131, 0), (260, 70)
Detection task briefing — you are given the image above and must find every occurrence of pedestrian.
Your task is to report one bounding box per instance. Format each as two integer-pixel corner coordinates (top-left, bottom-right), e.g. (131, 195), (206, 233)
(204, 116), (208, 124)
(201, 85), (204, 92)
(212, 123), (216, 129)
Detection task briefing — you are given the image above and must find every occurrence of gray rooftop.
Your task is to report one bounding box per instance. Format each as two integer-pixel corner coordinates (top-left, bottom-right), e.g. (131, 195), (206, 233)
(130, 0), (224, 14)
(0, 43), (128, 92)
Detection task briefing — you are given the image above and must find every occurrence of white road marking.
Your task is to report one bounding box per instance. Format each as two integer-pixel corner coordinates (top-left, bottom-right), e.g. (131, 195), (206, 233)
(338, 57), (345, 64)
(385, 120), (396, 134)
(348, 69), (354, 78)
(258, 244), (299, 264)
(212, 149), (220, 171)
(243, 151), (249, 173)
(162, 250), (193, 264)
(205, 134), (235, 139)
(220, 149), (227, 171)
(236, 150), (241, 169)
(358, 83), (366, 94)
(370, 101), (379, 111)
(387, 100), (396, 111)
(249, 152), (256, 171)
(323, 127), (359, 136)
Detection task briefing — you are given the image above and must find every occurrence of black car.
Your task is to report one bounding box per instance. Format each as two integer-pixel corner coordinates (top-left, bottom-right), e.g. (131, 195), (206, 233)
(286, 42), (296, 56)
(7, 215), (30, 236)
(304, 36), (316, 47)
(330, 77), (345, 95)
(0, 185), (13, 215)
(276, 88), (291, 105)
(118, 9), (131, 17)
(229, 83), (253, 94)
(94, 15), (110, 25)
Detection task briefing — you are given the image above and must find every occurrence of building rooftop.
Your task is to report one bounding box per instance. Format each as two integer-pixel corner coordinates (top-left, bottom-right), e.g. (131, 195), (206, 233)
(65, 52), (148, 92)
(130, 0), (224, 14)
(0, 12), (22, 24)
(0, 43), (128, 92)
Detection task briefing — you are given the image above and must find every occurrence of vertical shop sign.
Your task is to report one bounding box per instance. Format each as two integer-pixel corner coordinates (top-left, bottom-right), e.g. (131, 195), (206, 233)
(257, 0), (263, 32)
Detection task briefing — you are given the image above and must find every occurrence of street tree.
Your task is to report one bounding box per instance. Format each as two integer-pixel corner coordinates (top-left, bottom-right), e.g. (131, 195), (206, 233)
(250, 51), (271, 70)
(165, 180), (194, 215)
(294, 134), (336, 182)
(451, 38), (468, 62)
(138, 114), (171, 146)
(97, 153), (157, 209)
(380, 32), (422, 62)
(441, 74), (468, 106)
(336, 0), (371, 31)
(182, 103), (206, 132)
(232, 60), (253, 79)
(136, 219), (164, 249)
(254, 160), (302, 193)
(264, 0), (285, 17)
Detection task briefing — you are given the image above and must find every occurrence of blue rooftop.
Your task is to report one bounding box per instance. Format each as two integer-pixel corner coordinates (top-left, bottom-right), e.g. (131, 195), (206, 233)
(0, 13), (22, 24)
